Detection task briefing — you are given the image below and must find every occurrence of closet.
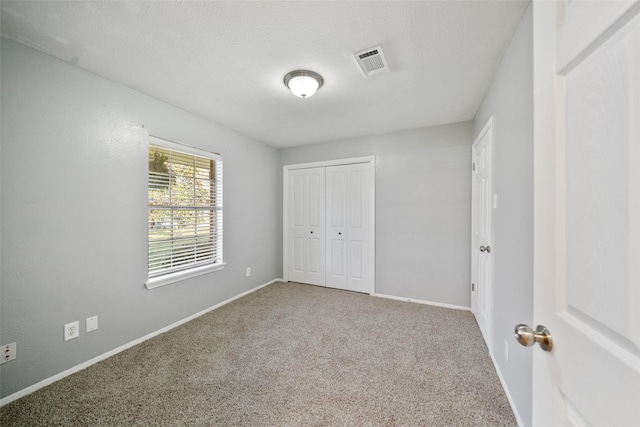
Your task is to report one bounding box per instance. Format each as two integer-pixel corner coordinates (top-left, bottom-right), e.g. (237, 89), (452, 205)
(284, 158), (374, 294)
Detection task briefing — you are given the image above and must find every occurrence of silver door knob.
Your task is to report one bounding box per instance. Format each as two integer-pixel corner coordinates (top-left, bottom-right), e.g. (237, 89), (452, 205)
(479, 245), (491, 253)
(514, 324), (553, 352)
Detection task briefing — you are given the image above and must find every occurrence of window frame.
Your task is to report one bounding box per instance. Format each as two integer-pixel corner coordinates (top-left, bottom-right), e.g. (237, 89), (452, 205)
(145, 135), (224, 289)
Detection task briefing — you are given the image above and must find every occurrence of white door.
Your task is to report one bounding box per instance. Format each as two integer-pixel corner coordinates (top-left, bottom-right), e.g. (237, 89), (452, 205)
(531, 1), (640, 425)
(287, 167), (326, 286)
(326, 163), (373, 293)
(471, 119), (493, 346)
(326, 165), (349, 290)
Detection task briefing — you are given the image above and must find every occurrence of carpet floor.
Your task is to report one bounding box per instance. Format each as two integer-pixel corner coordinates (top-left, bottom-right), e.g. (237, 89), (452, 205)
(1, 282), (517, 426)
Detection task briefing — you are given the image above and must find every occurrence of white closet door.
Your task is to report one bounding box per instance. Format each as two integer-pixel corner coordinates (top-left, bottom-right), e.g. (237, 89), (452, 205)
(326, 166), (348, 289)
(287, 167), (326, 286)
(326, 163), (373, 293)
(346, 163), (373, 293)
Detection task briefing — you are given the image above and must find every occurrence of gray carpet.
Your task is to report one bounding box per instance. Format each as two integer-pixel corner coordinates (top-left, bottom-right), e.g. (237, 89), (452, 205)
(1, 282), (516, 426)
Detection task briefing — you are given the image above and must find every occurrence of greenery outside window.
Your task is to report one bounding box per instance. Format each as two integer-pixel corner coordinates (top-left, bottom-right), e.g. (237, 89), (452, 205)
(146, 136), (223, 288)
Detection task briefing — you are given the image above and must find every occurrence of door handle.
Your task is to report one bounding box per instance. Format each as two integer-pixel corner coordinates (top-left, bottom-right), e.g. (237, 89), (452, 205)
(479, 245), (491, 253)
(514, 324), (553, 352)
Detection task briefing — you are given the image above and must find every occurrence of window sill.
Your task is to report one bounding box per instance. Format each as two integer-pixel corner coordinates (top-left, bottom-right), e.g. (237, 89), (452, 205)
(145, 263), (226, 289)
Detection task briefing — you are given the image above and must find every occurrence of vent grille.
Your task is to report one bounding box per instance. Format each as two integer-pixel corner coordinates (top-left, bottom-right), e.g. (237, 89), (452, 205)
(354, 45), (389, 77)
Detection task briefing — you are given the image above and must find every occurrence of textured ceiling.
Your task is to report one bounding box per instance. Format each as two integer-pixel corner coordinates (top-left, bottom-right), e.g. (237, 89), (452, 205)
(1, 1), (529, 148)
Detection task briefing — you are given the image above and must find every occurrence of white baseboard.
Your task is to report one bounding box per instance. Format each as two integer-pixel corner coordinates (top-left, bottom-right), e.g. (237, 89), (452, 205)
(372, 292), (471, 311)
(489, 351), (525, 427)
(0, 278), (282, 407)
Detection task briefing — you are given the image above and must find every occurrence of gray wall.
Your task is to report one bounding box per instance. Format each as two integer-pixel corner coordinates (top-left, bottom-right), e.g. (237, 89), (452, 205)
(472, 5), (533, 426)
(279, 122), (472, 307)
(0, 39), (280, 398)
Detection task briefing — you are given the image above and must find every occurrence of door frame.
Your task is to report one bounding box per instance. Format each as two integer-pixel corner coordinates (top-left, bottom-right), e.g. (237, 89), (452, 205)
(471, 117), (494, 349)
(283, 156), (376, 293)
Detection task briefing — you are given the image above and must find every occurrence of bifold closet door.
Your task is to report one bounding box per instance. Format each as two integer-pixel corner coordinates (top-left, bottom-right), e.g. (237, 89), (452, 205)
(325, 163), (372, 293)
(287, 167), (326, 286)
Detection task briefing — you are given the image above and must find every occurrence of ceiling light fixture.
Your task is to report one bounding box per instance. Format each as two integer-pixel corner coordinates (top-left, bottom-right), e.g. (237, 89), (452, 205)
(283, 70), (323, 98)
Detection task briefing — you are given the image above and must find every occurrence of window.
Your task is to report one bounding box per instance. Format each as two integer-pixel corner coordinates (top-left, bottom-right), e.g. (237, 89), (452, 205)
(146, 136), (223, 288)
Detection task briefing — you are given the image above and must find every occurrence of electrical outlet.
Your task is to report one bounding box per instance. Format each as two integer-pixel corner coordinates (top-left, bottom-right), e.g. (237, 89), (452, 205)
(246, 267), (251, 277)
(64, 321), (80, 341)
(1, 342), (16, 364)
(86, 315), (98, 333)
(504, 340), (510, 362)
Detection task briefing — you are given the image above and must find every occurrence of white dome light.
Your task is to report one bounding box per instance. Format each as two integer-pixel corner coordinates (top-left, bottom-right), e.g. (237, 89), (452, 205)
(284, 70), (324, 99)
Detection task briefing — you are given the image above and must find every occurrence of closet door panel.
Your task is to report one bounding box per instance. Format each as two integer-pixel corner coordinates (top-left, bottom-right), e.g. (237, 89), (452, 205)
(350, 241), (364, 279)
(287, 172), (306, 282)
(307, 172), (323, 228)
(326, 166), (348, 289)
(347, 163), (372, 293)
(287, 167), (325, 286)
(331, 240), (345, 275)
(292, 238), (304, 273)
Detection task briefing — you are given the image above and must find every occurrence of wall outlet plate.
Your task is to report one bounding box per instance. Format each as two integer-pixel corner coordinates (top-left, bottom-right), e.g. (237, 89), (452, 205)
(64, 321), (80, 341)
(86, 315), (98, 333)
(246, 267), (251, 277)
(1, 342), (17, 364)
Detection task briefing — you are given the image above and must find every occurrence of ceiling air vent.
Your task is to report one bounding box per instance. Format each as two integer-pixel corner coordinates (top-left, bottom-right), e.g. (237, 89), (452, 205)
(353, 45), (389, 77)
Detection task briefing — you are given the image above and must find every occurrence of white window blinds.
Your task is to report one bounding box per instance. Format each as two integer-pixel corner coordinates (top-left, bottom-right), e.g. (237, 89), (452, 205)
(148, 137), (223, 281)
